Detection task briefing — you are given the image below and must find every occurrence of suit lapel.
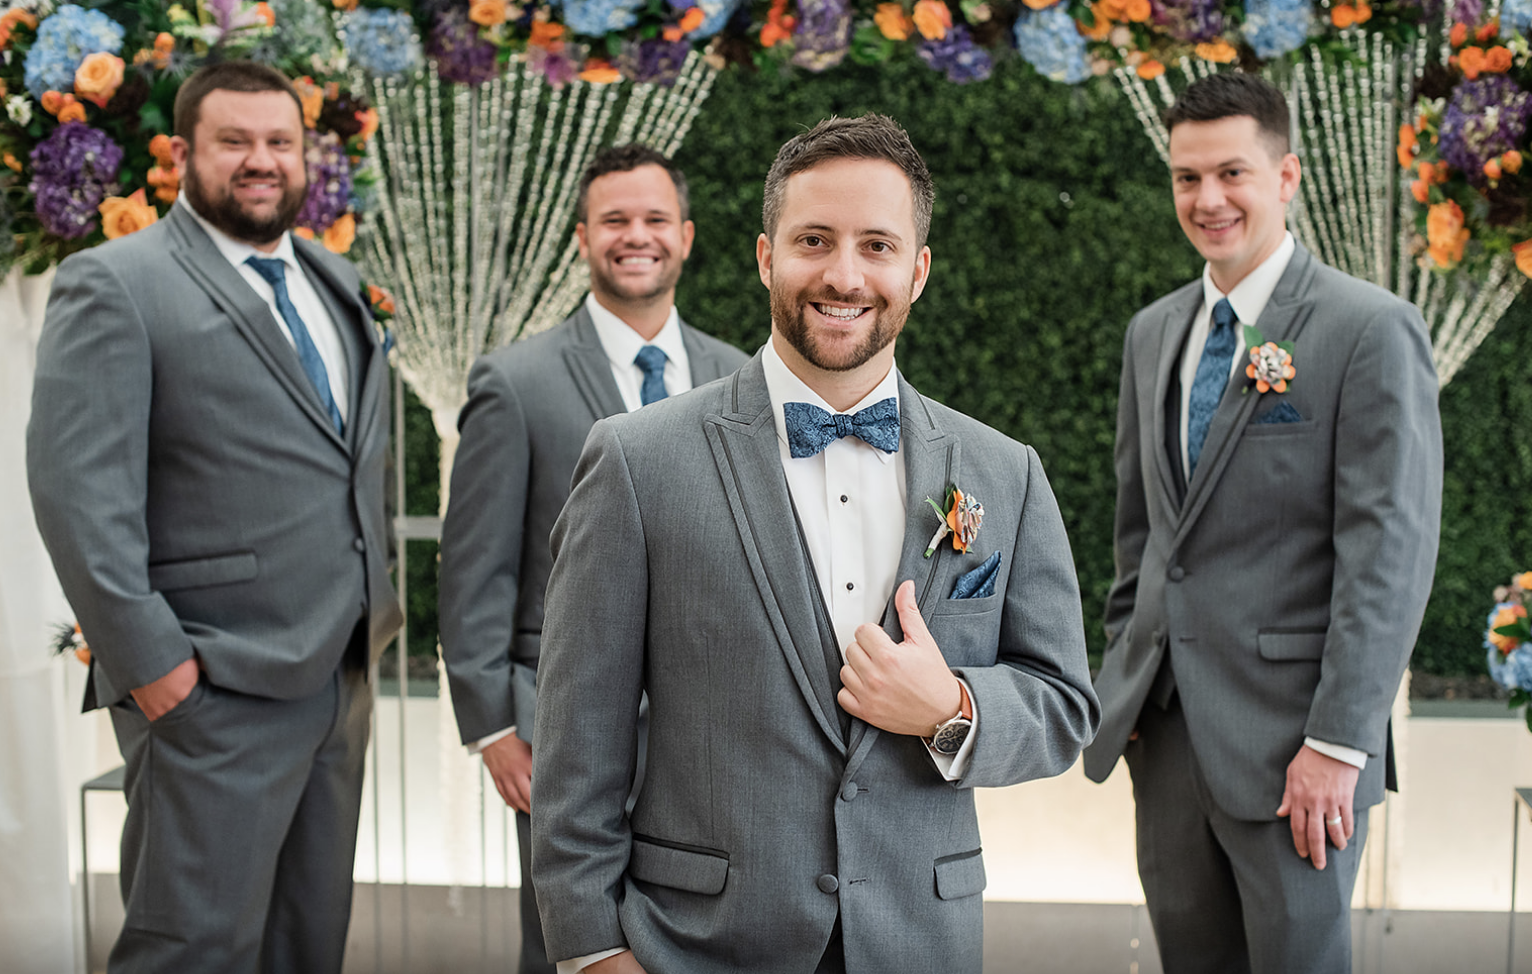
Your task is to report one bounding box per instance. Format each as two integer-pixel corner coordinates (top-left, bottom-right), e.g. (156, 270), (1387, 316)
(679, 319), (738, 386)
(560, 307), (628, 422)
(703, 358), (848, 753)
(1150, 284), (1201, 510)
(166, 207), (347, 449)
(293, 239), (375, 452)
(1174, 244), (1321, 546)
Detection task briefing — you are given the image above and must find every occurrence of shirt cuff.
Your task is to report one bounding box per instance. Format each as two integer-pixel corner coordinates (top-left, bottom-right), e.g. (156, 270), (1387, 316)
(557, 948), (626, 973)
(925, 677), (977, 782)
(1304, 737), (1367, 770)
(467, 725), (516, 755)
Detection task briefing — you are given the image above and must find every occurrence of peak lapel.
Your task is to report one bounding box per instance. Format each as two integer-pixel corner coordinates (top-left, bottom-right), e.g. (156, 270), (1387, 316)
(560, 308), (628, 422)
(166, 208), (346, 448)
(703, 358), (848, 754)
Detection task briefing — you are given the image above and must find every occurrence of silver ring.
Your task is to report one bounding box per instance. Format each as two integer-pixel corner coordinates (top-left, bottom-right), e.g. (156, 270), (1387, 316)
(1327, 815), (1343, 826)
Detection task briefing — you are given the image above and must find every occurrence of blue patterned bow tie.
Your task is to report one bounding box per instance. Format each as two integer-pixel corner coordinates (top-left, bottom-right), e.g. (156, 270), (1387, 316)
(783, 397), (900, 459)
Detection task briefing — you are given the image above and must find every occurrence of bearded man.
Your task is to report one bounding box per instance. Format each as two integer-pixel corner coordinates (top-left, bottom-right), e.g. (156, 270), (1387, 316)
(28, 60), (401, 973)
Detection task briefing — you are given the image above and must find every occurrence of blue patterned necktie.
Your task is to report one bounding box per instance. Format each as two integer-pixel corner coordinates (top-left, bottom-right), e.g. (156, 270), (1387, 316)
(245, 256), (344, 434)
(783, 398), (901, 459)
(1186, 297), (1237, 475)
(634, 345), (669, 406)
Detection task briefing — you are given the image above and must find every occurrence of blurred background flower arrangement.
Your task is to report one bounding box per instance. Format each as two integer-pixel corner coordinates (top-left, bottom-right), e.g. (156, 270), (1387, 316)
(1486, 570), (1532, 729)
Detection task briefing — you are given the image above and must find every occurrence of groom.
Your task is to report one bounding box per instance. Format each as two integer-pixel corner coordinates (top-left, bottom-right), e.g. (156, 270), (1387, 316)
(531, 113), (1099, 974)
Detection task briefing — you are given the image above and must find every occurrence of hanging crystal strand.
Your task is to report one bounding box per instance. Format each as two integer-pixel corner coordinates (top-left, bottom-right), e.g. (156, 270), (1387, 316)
(1115, 68), (1170, 164)
(664, 57), (721, 152)
(1340, 56), (1373, 277)
(1291, 53), (1345, 270)
(1285, 64), (1322, 263)
(615, 80), (655, 146)
(1372, 34), (1397, 288)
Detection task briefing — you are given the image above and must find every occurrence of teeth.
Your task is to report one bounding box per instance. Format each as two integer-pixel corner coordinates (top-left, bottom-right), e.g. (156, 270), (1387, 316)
(616, 256), (657, 265)
(815, 304), (866, 320)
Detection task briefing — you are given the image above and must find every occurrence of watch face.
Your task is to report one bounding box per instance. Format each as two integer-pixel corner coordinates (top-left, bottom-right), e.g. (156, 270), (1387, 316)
(932, 719), (971, 755)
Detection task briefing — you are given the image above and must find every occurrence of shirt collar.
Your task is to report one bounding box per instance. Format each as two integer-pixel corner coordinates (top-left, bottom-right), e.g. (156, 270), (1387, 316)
(585, 292), (684, 372)
(177, 194), (299, 273)
(1201, 231), (1295, 327)
(762, 339), (901, 465)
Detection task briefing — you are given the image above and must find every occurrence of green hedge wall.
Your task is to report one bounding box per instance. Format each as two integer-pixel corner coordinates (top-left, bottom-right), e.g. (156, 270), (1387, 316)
(402, 52), (1532, 679)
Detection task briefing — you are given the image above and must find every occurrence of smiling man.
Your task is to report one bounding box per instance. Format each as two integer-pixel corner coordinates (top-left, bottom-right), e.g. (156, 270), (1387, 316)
(1083, 73), (1443, 973)
(439, 144), (746, 974)
(529, 114), (1098, 974)
(28, 61), (401, 972)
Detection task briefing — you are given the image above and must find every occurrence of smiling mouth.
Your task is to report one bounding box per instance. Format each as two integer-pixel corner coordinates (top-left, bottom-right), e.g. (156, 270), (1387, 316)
(813, 303), (870, 321)
(615, 254), (660, 266)
(1199, 217), (1240, 233)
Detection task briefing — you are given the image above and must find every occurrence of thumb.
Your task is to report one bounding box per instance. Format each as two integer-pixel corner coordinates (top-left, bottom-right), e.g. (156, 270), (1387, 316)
(894, 579), (932, 648)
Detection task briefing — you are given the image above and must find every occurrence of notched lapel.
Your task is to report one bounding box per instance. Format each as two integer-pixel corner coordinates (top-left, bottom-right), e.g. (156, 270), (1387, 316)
(561, 310), (628, 422)
(1150, 286), (1200, 508)
(704, 363), (848, 753)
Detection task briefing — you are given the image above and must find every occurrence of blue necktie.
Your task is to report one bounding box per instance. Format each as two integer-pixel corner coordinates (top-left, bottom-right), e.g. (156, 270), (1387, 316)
(245, 256), (343, 434)
(1186, 297), (1237, 475)
(634, 345), (668, 406)
(783, 398), (901, 459)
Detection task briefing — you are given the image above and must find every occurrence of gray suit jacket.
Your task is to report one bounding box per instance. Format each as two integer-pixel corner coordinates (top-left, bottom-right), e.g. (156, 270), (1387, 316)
(439, 306), (748, 745)
(531, 354), (1099, 973)
(28, 205), (403, 709)
(1083, 242), (1443, 819)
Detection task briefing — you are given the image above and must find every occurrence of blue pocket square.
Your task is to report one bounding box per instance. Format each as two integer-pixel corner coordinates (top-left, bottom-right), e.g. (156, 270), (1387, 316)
(1252, 401), (1302, 425)
(950, 551), (1002, 599)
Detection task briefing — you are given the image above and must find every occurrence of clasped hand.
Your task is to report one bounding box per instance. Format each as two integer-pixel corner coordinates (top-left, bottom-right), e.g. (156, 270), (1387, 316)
(838, 579), (962, 737)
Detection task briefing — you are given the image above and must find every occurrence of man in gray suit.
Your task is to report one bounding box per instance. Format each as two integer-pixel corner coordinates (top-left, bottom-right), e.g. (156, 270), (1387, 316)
(531, 114), (1099, 974)
(1082, 74), (1443, 973)
(27, 62), (402, 972)
(439, 144), (747, 973)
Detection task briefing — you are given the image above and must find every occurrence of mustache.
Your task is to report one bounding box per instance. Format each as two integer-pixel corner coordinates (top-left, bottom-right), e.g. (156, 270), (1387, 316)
(804, 289), (882, 308)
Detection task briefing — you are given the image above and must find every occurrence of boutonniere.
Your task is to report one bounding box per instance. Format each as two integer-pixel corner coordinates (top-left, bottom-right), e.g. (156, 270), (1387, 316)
(363, 283), (397, 355)
(1242, 325), (1295, 394)
(923, 485), (983, 557)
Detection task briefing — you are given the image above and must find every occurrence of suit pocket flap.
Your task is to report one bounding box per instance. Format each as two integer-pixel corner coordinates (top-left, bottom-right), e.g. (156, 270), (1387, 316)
(148, 551), (258, 592)
(1257, 631), (1326, 661)
(630, 837), (729, 895)
(934, 850), (986, 901)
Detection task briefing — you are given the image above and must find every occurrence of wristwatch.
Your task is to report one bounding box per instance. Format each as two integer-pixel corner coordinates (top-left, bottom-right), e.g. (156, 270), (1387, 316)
(929, 681), (973, 755)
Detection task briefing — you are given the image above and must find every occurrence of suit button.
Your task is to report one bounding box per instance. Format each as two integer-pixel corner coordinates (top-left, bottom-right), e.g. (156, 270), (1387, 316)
(1168, 566), (1185, 582)
(840, 782), (858, 802)
(353, 538), (366, 553)
(817, 874), (839, 894)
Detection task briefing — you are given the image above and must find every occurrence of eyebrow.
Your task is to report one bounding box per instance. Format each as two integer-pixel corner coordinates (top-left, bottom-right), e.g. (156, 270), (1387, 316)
(1171, 157), (1253, 174)
(790, 222), (906, 241)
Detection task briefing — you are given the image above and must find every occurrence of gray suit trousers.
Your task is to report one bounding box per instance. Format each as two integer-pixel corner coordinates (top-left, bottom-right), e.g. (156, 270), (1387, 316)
(106, 659), (371, 974)
(1126, 698), (1366, 974)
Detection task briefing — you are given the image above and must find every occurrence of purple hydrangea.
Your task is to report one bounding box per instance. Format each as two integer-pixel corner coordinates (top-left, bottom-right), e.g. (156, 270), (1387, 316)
(1150, 0), (1224, 43)
(1452, 0), (1483, 23)
(298, 131), (353, 232)
(1440, 75), (1532, 187)
(617, 38), (692, 85)
(529, 45), (582, 87)
(426, 8), (499, 86)
(918, 24), (992, 84)
(28, 122), (123, 239)
(790, 0), (852, 72)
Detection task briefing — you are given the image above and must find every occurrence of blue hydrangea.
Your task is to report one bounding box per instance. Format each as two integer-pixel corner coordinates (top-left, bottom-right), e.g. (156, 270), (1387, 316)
(23, 4), (125, 99)
(339, 8), (423, 79)
(562, 0), (647, 36)
(1013, 4), (1090, 85)
(1503, 0), (1532, 38)
(688, 0), (745, 39)
(1243, 0), (1311, 60)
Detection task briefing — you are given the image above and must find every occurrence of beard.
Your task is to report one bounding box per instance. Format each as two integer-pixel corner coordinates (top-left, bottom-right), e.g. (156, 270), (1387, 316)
(770, 279), (912, 373)
(182, 156), (306, 246)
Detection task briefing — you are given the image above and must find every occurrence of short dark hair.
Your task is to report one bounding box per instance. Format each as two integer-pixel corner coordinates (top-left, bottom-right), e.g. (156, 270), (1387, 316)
(577, 144), (690, 222)
(1164, 73), (1291, 157)
(762, 114), (935, 248)
(173, 61), (305, 144)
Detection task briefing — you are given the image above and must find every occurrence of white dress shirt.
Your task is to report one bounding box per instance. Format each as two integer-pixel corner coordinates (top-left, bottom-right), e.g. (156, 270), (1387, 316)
(178, 195), (349, 423)
(1175, 232), (1365, 772)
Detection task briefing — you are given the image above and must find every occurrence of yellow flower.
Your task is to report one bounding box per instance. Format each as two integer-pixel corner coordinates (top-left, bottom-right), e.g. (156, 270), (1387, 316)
(912, 0), (951, 40)
(874, 2), (914, 40)
(99, 189), (159, 240)
(322, 213), (356, 254)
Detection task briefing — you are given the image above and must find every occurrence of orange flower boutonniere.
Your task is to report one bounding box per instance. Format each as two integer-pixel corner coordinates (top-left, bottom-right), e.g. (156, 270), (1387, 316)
(924, 485), (983, 557)
(1241, 325), (1296, 394)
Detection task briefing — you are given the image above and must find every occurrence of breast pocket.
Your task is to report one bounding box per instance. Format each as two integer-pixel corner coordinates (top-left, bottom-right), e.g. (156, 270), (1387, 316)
(929, 600), (1002, 667)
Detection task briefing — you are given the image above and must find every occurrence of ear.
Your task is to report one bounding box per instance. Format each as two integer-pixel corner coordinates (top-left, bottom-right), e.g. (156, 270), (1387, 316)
(755, 232), (772, 291)
(1279, 152), (1301, 204)
(910, 245), (932, 304)
(170, 135), (190, 171)
(680, 219), (695, 261)
(575, 222), (590, 261)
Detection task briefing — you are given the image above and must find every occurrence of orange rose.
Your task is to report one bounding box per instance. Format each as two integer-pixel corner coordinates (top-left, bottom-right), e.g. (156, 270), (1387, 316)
(1478, 18), (1500, 42)
(1426, 200), (1470, 268)
(469, 0), (509, 26)
(578, 58), (622, 84)
(368, 284), (396, 315)
(1486, 158), (1504, 180)
(760, 0), (796, 47)
(662, 24), (684, 40)
(99, 189), (159, 240)
(875, 3), (914, 40)
(0, 8), (38, 50)
(147, 164), (180, 204)
(1098, 0), (1128, 18)
(1397, 124), (1418, 168)
(1505, 150), (1523, 174)
(1077, 8), (1112, 40)
(149, 134), (175, 166)
(332, 0), (359, 10)
(40, 90), (64, 116)
(1410, 179), (1429, 203)
(912, 0), (951, 39)
(255, 2), (275, 26)
(2, 152), (21, 173)
(1516, 571), (1532, 590)
(1194, 40), (1238, 63)
(1021, 0), (1060, 8)
(529, 21), (565, 48)
(75, 52), (125, 109)
(293, 78), (323, 129)
(1354, 1), (1372, 23)
(1331, 4), (1356, 28)
(1137, 59), (1165, 80)
(356, 108), (379, 143)
(1450, 21), (1468, 47)
(1515, 240), (1532, 279)
(1487, 45), (1513, 73)
(680, 6), (706, 31)
(293, 226), (316, 241)
(58, 100), (87, 124)
(1124, 0), (1151, 20)
(323, 213), (356, 254)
